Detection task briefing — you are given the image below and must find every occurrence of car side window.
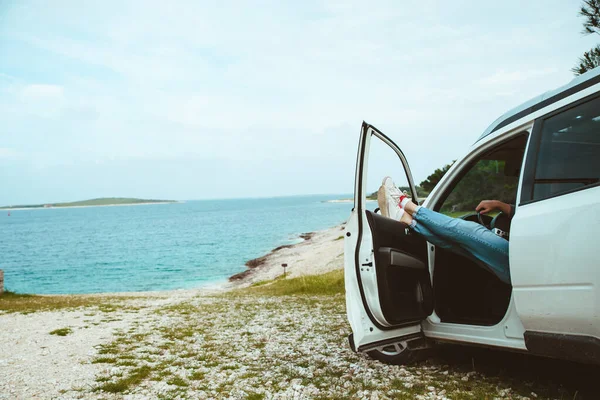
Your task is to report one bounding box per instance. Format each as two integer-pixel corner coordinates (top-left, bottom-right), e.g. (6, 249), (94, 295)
(438, 135), (527, 217)
(365, 134), (415, 209)
(532, 96), (600, 201)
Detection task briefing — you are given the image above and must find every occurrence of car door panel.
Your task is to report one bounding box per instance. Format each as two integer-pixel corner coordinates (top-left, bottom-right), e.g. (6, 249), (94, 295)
(367, 211), (433, 325)
(510, 186), (600, 338)
(345, 122), (432, 352)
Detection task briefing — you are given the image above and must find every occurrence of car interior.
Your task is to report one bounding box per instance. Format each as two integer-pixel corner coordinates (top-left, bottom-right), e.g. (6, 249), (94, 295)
(431, 134), (528, 326)
(366, 210), (433, 326)
(366, 134), (528, 328)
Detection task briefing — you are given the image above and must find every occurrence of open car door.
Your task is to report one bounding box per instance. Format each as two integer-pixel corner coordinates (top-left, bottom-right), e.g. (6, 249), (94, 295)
(345, 122), (433, 360)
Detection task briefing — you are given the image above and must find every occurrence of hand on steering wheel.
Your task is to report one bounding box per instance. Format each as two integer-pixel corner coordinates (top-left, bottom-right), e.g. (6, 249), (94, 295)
(475, 200), (498, 215)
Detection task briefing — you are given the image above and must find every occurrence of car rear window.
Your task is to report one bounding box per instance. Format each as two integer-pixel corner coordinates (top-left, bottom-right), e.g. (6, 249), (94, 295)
(532, 95), (600, 201)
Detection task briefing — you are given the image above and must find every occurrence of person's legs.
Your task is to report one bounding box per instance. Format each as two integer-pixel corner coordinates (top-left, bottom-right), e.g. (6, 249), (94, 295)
(400, 212), (456, 250)
(408, 206), (510, 284)
(378, 177), (510, 283)
(402, 200), (419, 216)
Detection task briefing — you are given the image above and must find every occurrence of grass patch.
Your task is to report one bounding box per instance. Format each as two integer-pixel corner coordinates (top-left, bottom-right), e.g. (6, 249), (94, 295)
(116, 360), (137, 367)
(241, 269), (344, 296)
(334, 235), (344, 241)
(91, 357), (117, 364)
(0, 291), (133, 314)
(250, 280), (270, 288)
(0, 290), (34, 299)
(95, 365), (151, 393)
(189, 370), (205, 380)
(159, 326), (196, 341)
(97, 304), (119, 313)
(49, 327), (73, 336)
(250, 274), (286, 287)
(166, 376), (188, 387)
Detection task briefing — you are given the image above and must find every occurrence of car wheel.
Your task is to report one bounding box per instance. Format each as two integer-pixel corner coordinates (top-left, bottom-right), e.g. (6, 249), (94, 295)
(367, 339), (433, 365)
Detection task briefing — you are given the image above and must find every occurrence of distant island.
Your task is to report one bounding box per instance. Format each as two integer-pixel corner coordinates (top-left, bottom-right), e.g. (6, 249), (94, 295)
(0, 197), (178, 210)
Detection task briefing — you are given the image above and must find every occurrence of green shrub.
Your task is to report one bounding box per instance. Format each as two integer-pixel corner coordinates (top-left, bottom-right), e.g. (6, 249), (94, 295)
(242, 269), (344, 296)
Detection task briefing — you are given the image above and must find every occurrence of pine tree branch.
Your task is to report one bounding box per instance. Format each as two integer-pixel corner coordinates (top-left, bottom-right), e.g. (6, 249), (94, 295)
(580, 0), (600, 35)
(572, 44), (600, 75)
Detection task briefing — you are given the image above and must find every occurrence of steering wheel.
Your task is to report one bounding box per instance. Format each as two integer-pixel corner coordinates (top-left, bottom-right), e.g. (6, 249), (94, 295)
(491, 211), (511, 233)
(459, 212), (492, 228)
(476, 211), (492, 229)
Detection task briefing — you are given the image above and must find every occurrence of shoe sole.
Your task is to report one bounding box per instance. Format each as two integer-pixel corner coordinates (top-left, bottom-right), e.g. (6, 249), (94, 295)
(377, 185), (389, 218)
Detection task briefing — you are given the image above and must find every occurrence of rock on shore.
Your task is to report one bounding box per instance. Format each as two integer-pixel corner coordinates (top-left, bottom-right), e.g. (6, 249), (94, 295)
(228, 224), (346, 286)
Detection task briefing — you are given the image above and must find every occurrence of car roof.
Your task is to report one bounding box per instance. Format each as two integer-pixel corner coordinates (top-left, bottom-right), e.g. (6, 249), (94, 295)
(477, 67), (600, 142)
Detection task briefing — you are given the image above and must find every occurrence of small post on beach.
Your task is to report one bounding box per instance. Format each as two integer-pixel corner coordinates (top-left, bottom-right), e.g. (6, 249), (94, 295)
(0, 270), (4, 295)
(281, 263), (288, 278)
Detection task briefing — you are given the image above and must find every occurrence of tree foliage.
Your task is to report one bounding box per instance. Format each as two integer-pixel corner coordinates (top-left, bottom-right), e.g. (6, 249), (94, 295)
(419, 162), (454, 194)
(580, 0), (600, 35)
(573, 45), (600, 75)
(574, 0), (600, 75)
(440, 160), (518, 213)
(416, 159), (519, 213)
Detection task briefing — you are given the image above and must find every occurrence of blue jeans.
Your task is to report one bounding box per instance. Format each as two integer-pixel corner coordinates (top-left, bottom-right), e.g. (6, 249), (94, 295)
(410, 206), (511, 284)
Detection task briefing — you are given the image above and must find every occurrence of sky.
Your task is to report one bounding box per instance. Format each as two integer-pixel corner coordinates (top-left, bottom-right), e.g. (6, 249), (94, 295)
(0, 0), (598, 204)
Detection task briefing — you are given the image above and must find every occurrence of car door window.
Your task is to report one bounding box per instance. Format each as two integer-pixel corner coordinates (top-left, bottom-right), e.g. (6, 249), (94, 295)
(530, 95), (600, 201)
(365, 135), (417, 208)
(438, 135), (527, 217)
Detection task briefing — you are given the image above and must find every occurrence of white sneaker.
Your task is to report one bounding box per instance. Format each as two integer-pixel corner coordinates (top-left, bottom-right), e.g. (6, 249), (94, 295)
(377, 176), (406, 220)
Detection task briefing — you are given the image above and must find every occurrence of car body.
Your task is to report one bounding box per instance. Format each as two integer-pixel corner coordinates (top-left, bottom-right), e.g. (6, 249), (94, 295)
(344, 67), (600, 365)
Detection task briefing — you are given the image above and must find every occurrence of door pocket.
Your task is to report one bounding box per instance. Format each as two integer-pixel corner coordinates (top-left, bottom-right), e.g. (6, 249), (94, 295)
(387, 248), (427, 270)
(375, 247), (433, 324)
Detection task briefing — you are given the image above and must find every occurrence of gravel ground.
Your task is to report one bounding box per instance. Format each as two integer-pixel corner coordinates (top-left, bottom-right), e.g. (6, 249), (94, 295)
(1, 292), (590, 400)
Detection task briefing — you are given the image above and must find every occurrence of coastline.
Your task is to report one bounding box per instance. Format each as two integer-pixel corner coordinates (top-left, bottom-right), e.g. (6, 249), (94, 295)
(226, 223), (345, 288)
(3, 222), (345, 297)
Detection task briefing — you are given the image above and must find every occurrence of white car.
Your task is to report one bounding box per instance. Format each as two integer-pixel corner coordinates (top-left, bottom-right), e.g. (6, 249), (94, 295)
(344, 67), (600, 365)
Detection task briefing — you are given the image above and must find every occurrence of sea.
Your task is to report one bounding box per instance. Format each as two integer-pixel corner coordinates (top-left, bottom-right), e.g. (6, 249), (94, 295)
(0, 195), (356, 294)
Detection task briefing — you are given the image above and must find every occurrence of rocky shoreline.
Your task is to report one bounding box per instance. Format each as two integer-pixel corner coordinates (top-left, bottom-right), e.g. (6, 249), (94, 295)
(227, 225), (344, 287)
(229, 232), (317, 282)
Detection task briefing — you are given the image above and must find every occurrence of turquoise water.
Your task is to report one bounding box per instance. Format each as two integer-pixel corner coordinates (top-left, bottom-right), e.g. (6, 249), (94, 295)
(0, 195), (354, 294)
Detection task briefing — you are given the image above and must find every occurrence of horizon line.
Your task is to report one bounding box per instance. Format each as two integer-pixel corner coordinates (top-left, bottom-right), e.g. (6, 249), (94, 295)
(0, 192), (356, 208)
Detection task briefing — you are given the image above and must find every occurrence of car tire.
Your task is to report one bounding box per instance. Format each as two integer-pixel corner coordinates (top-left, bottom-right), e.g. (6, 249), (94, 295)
(349, 334), (433, 365)
(367, 346), (425, 365)
(348, 334), (433, 365)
